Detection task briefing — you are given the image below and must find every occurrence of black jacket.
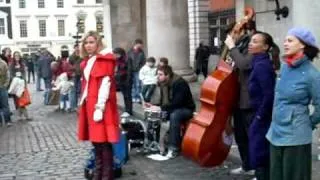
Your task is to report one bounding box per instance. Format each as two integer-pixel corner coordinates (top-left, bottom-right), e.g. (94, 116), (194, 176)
(161, 76), (195, 113)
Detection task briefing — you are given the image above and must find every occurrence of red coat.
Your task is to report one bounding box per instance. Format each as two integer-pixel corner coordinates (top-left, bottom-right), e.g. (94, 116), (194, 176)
(78, 53), (119, 143)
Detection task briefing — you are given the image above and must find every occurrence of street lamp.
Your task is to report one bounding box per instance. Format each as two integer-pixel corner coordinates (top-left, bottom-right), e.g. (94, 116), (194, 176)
(72, 18), (85, 46)
(274, 0), (289, 20)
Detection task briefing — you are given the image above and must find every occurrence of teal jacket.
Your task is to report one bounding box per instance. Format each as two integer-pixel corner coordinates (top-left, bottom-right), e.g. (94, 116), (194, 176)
(266, 56), (320, 146)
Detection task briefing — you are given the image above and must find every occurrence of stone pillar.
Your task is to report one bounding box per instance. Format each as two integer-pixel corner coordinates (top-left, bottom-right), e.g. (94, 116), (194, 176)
(146, 0), (196, 81)
(109, 0), (146, 50)
(103, 0), (113, 49)
(188, 0), (210, 70)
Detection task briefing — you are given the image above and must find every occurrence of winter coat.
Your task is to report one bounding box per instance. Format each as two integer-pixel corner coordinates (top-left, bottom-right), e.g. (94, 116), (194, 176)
(248, 53), (275, 168)
(266, 56), (320, 146)
(53, 73), (73, 95)
(127, 48), (145, 73)
(139, 65), (157, 85)
(38, 55), (53, 79)
(8, 76), (25, 97)
(78, 49), (119, 143)
(0, 58), (9, 88)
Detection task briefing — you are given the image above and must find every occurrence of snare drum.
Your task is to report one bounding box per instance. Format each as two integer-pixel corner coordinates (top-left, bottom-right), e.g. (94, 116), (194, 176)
(144, 108), (162, 121)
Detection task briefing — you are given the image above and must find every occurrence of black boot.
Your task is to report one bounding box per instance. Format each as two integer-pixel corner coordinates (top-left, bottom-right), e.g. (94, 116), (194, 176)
(93, 144), (103, 180)
(101, 144), (114, 180)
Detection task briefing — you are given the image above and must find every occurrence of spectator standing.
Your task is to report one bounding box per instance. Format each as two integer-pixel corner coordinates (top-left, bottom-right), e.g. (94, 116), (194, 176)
(9, 51), (26, 81)
(139, 57), (157, 102)
(127, 39), (145, 103)
(195, 42), (210, 78)
(38, 50), (53, 105)
(69, 44), (82, 111)
(0, 56), (11, 126)
(26, 54), (35, 84)
(113, 47), (132, 115)
(52, 72), (74, 112)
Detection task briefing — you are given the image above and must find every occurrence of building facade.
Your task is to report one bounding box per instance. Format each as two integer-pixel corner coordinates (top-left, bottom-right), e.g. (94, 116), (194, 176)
(6, 0), (104, 56)
(0, 0), (13, 47)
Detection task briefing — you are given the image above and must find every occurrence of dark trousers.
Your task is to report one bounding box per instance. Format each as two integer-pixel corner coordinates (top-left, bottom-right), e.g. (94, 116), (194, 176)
(0, 87), (11, 123)
(195, 59), (208, 78)
(270, 143), (311, 180)
(233, 108), (254, 171)
(255, 166), (269, 180)
(141, 84), (156, 102)
(92, 142), (114, 180)
(169, 108), (193, 151)
(69, 76), (81, 109)
(119, 83), (132, 115)
(27, 70), (35, 83)
(43, 77), (52, 105)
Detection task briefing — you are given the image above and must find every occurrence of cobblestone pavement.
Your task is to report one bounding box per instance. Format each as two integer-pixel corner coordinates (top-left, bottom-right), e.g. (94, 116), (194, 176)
(3, 83), (318, 179)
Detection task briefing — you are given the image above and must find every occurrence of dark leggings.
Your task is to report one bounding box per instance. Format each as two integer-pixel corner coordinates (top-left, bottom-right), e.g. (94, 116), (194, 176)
(92, 142), (114, 180)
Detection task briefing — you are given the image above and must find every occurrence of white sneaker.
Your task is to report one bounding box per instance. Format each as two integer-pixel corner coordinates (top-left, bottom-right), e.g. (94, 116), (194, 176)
(230, 167), (255, 175)
(251, 178), (257, 180)
(165, 150), (179, 159)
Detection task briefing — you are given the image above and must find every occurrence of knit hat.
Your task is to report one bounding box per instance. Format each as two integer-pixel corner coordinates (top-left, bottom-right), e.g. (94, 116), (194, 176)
(287, 27), (318, 49)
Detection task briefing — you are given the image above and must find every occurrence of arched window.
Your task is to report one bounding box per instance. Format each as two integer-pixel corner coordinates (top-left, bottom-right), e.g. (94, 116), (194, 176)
(76, 11), (87, 34)
(95, 11), (103, 33)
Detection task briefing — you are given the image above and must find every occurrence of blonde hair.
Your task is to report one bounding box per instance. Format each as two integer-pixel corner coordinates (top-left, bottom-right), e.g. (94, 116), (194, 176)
(80, 31), (105, 58)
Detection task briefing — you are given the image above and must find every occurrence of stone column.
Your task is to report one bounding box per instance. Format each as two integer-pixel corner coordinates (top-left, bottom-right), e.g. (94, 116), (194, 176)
(146, 0), (196, 81)
(103, 0), (113, 49)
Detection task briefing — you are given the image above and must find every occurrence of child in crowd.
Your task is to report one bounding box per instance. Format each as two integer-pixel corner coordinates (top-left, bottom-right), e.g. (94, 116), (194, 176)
(52, 72), (74, 112)
(139, 57), (157, 102)
(8, 72), (32, 121)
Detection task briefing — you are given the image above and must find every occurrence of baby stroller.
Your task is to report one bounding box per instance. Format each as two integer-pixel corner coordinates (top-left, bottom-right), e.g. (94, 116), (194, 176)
(84, 131), (129, 179)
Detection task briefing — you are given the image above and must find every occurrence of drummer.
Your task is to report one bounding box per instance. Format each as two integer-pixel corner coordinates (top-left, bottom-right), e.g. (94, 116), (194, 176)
(145, 65), (195, 159)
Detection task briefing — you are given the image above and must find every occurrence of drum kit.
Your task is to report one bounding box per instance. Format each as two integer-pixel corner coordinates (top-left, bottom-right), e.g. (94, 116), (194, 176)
(120, 108), (167, 153)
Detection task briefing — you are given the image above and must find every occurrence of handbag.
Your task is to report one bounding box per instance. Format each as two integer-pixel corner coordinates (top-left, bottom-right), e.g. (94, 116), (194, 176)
(17, 88), (31, 107)
(47, 90), (60, 105)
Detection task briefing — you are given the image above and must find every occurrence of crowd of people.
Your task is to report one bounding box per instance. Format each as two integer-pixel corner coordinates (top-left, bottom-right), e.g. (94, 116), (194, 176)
(1, 22), (320, 180)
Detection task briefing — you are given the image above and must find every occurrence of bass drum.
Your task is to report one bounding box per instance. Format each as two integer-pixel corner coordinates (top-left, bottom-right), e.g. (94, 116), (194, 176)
(121, 121), (145, 149)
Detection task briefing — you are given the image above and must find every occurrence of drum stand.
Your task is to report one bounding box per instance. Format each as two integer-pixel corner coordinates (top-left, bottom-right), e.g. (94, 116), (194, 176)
(144, 120), (161, 153)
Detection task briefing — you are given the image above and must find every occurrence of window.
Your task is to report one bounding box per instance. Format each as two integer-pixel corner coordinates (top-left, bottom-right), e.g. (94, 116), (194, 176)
(58, 20), (65, 36)
(96, 0), (102, 3)
(38, 20), (46, 37)
(77, 18), (85, 33)
(19, 0), (25, 8)
(77, 0), (84, 4)
(208, 9), (235, 54)
(57, 0), (63, 8)
(96, 16), (103, 33)
(38, 0), (45, 8)
(0, 18), (5, 35)
(19, 20), (28, 37)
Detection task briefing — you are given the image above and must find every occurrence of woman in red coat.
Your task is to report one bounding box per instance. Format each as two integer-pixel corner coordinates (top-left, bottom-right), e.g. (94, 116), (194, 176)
(78, 31), (119, 180)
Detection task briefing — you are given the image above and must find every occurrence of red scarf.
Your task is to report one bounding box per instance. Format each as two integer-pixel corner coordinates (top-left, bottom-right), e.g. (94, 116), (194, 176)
(285, 52), (304, 67)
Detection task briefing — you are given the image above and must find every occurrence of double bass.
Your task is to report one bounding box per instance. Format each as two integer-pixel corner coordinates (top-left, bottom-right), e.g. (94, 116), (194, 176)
(182, 7), (255, 167)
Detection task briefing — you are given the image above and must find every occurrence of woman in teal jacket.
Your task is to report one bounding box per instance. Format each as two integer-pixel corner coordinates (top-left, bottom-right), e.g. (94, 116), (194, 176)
(266, 27), (320, 180)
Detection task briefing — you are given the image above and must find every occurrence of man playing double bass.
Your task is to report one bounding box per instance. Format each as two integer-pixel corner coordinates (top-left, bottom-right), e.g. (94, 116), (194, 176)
(224, 20), (256, 176)
(145, 65), (195, 159)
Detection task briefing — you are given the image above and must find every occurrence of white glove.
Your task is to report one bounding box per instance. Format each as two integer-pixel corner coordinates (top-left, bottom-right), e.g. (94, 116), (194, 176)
(224, 35), (235, 50)
(93, 109), (103, 122)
